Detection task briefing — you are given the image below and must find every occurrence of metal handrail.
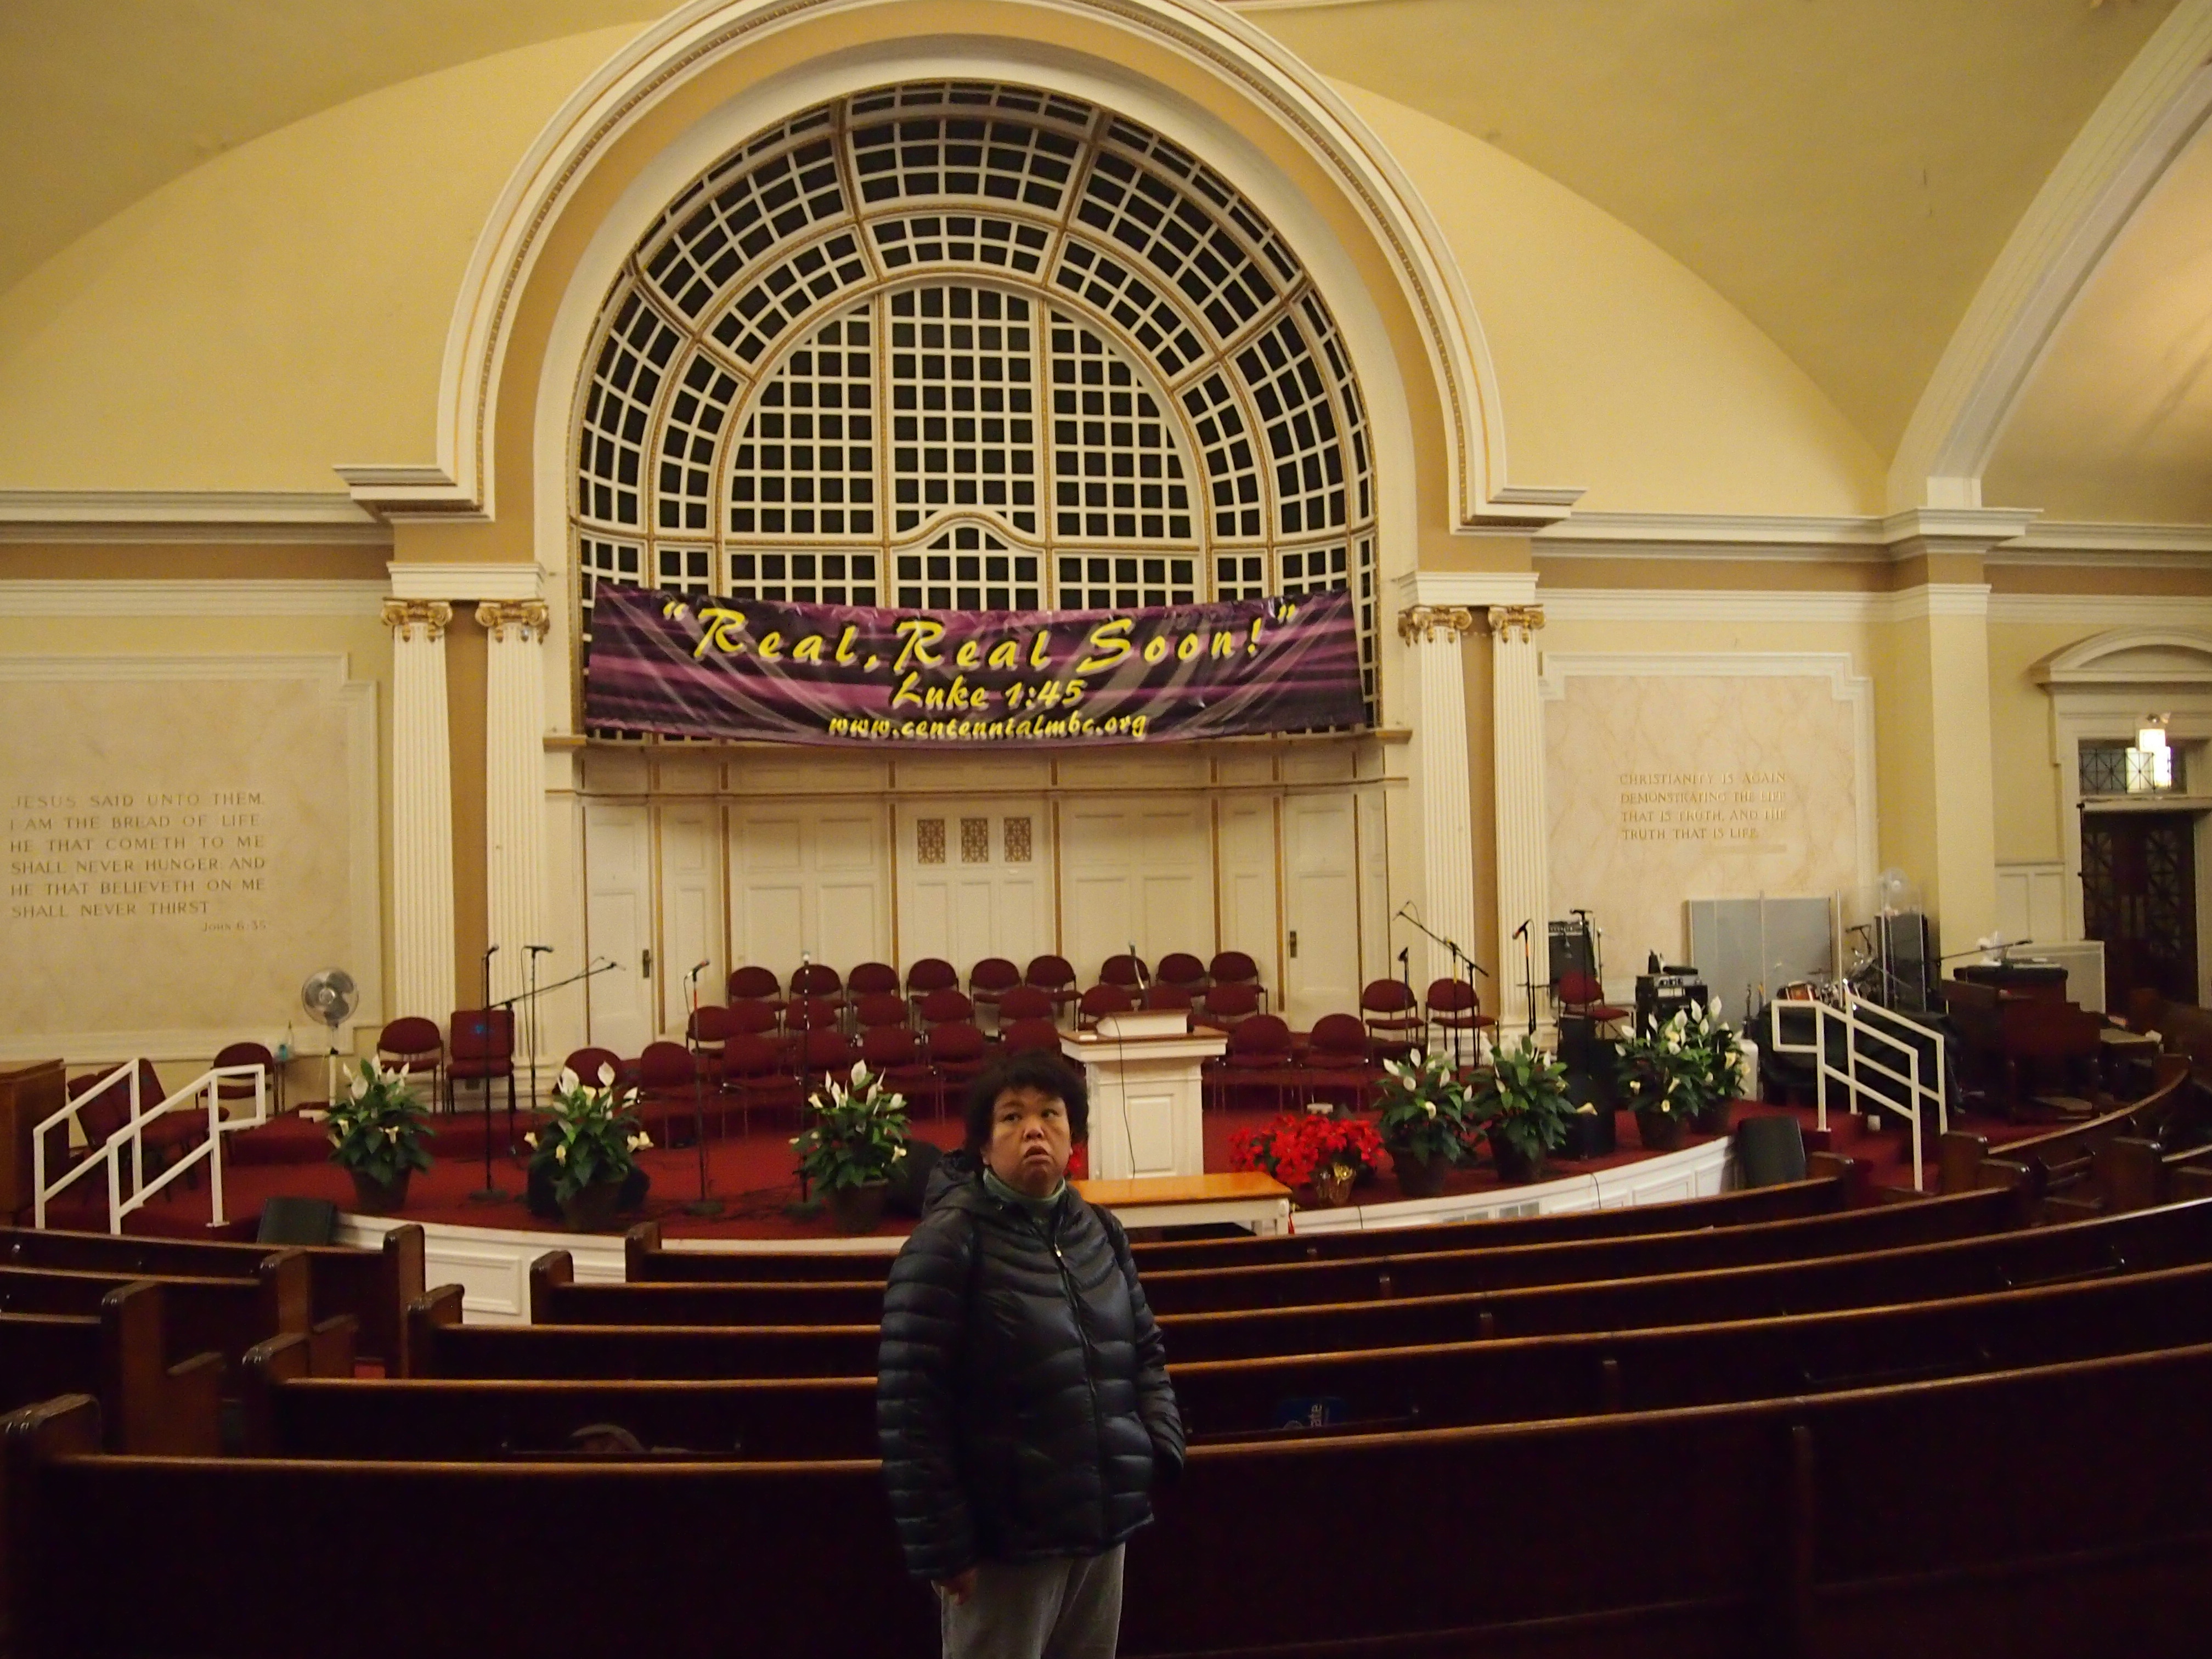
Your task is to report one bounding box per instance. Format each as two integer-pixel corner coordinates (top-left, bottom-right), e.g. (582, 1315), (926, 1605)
(1767, 989), (1948, 1192)
(32, 1061), (138, 1227)
(32, 1064), (269, 1232)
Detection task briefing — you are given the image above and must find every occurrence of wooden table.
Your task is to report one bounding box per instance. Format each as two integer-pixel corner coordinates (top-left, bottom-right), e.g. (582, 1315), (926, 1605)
(1073, 1172), (1293, 1236)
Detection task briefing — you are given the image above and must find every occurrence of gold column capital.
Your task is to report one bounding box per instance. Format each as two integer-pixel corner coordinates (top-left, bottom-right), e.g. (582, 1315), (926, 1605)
(1485, 605), (1546, 645)
(1396, 604), (1480, 646)
(380, 598), (453, 642)
(475, 599), (551, 643)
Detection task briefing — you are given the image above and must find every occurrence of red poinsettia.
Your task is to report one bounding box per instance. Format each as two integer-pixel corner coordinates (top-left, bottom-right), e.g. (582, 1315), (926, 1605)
(1229, 1113), (1386, 1189)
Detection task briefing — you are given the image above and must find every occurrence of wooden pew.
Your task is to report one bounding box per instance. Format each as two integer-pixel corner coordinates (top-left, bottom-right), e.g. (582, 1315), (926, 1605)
(250, 1257), (2212, 1463)
(621, 1166), (1858, 1283)
(1936, 1053), (2193, 1197)
(540, 1186), (2017, 1328)
(425, 1196), (2212, 1379)
(16, 1341), (2212, 1658)
(0, 1282), (221, 1454)
(2092, 1133), (2212, 1214)
(1942, 974), (2103, 1118)
(0, 1223), (424, 1372)
(0, 1255), (348, 1383)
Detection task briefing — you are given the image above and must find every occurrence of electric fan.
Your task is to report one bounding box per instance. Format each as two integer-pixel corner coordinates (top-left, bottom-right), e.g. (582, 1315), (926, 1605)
(301, 969), (359, 1109)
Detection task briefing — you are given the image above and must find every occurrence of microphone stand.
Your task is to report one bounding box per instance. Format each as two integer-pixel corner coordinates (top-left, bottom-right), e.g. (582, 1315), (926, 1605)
(1397, 907), (1491, 1073)
(472, 945), (505, 1202)
(1515, 919), (1537, 1040)
(522, 946), (552, 1157)
(685, 962), (719, 1216)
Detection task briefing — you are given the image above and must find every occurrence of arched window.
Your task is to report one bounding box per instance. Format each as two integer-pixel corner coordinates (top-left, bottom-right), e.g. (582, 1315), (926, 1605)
(573, 82), (1376, 734)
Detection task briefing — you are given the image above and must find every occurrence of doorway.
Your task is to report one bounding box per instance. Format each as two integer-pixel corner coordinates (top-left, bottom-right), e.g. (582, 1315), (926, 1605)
(2082, 810), (2200, 1009)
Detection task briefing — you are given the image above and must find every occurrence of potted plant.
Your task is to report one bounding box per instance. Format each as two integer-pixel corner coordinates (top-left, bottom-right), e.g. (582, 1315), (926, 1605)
(323, 1057), (433, 1212)
(792, 1061), (912, 1234)
(1617, 1005), (1745, 1147)
(1229, 1113), (1386, 1208)
(527, 1062), (652, 1232)
(1470, 1035), (1573, 1184)
(1374, 1048), (1478, 1198)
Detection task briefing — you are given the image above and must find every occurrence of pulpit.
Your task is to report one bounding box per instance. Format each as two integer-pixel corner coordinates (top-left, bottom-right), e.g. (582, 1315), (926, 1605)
(1062, 1013), (1226, 1181)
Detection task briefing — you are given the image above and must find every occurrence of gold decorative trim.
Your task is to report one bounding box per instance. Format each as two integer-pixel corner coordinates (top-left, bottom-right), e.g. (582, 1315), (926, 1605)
(475, 599), (552, 643)
(380, 598), (454, 642)
(1486, 605), (1545, 645)
(1396, 604), (1479, 645)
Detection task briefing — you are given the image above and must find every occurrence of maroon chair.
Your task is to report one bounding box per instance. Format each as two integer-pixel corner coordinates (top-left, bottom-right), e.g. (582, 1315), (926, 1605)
(1556, 969), (1630, 1039)
(798, 1027), (862, 1093)
(861, 1025), (939, 1118)
(783, 996), (842, 1035)
(212, 1041), (276, 1117)
(1077, 983), (1133, 1030)
(686, 1005), (732, 1082)
(1156, 953), (1209, 996)
(1001, 1018), (1064, 1056)
(1208, 950), (1267, 1012)
(1142, 984), (1193, 1012)
(1207, 1014), (1297, 1112)
(1023, 955), (1080, 1022)
(789, 963), (844, 1009)
(1197, 981), (1260, 1033)
(635, 1040), (701, 1147)
(726, 1001), (782, 1038)
(445, 1011), (517, 1144)
(1302, 1013), (1379, 1112)
(726, 965), (786, 1020)
(719, 1034), (802, 1135)
(1099, 954), (1148, 994)
(559, 1047), (623, 1094)
(65, 1060), (199, 1192)
(1359, 980), (1424, 1065)
(854, 992), (913, 1032)
(928, 1022), (991, 1108)
(1426, 978), (1496, 1064)
(969, 958), (1022, 1024)
(848, 962), (901, 1000)
(376, 1017), (445, 1108)
(905, 957), (960, 1011)
(918, 988), (977, 1030)
(999, 985), (1057, 1025)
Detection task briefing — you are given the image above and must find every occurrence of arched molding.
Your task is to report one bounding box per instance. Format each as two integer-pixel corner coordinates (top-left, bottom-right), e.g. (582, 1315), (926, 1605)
(1889, 0), (2212, 513)
(2033, 626), (2212, 690)
(349, 0), (1558, 536)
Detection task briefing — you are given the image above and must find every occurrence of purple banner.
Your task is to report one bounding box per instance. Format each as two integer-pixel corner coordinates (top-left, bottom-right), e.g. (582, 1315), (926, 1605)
(585, 586), (1364, 747)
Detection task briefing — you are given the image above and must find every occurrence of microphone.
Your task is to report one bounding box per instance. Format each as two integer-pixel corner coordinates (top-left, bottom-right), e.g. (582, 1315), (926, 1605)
(1513, 919), (1531, 940)
(687, 960), (709, 983)
(1396, 946), (1409, 966)
(1128, 944), (1149, 993)
(483, 944), (500, 957)
(526, 944), (553, 956)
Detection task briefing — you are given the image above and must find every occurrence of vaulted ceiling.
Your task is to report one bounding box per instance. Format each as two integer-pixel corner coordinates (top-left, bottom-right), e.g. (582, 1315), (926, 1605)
(3, 0), (2203, 515)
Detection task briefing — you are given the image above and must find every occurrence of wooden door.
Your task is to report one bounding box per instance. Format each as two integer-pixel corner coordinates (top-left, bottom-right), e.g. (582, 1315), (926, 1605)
(582, 802), (657, 1054)
(2083, 811), (2199, 1008)
(1282, 793), (1361, 1029)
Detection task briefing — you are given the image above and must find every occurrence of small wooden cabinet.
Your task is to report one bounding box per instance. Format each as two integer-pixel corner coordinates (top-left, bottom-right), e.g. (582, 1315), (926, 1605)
(0, 1059), (67, 1220)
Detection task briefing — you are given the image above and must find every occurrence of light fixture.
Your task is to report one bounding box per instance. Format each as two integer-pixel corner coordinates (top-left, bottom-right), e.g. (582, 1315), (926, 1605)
(2137, 718), (2170, 755)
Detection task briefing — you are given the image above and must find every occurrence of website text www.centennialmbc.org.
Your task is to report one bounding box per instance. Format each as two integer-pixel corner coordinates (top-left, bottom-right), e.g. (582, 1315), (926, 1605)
(827, 710), (1150, 742)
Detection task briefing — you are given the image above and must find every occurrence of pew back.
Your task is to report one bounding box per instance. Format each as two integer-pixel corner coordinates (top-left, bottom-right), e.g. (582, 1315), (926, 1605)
(0, 1255), (307, 1378)
(0, 1282), (220, 1454)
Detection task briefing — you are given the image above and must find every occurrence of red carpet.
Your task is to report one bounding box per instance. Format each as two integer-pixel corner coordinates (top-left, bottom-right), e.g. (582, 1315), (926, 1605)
(36, 1085), (2039, 1243)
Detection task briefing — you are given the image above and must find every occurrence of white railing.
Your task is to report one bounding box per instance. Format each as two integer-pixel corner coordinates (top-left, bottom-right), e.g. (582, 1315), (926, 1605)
(1767, 987), (1948, 1192)
(33, 1063), (269, 1232)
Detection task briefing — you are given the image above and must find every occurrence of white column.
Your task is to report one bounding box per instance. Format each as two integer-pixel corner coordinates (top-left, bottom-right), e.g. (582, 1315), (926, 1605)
(478, 601), (552, 1013)
(382, 599), (456, 1022)
(1488, 603), (1549, 1035)
(1396, 605), (1482, 992)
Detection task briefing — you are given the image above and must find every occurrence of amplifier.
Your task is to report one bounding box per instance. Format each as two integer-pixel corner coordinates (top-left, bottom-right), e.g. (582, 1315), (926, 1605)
(1635, 972), (1708, 1037)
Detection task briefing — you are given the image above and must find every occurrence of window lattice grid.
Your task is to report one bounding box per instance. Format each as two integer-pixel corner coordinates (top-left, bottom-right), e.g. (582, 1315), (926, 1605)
(577, 293), (681, 528)
(1051, 239), (1208, 382)
(1355, 534), (1375, 702)
(1054, 552), (1198, 611)
(1238, 314), (1345, 538)
(1300, 291), (1372, 526)
(896, 523), (1041, 611)
(1276, 543), (1347, 597)
(655, 350), (743, 534)
(577, 540), (647, 740)
(888, 286), (1040, 537)
(1076, 142), (1282, 348)
(872, 213), (1051, 275)
(641, 129), (846, 321)
(654, 545), (716, 596)
(848, 99), (1087, 214)
(1212, 550), (1271, 602)
(707, 231), (872, 368)
(1180, 371), (1263, 540)
(1101, 117), (1302, 289)
(1047, 313), (1195, 543)
(729, 303), (877, 539)
(725, 548), (880, 607)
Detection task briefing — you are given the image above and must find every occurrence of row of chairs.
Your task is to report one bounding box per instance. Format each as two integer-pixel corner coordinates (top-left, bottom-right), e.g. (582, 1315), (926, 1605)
(727, 951), (1269, 1019)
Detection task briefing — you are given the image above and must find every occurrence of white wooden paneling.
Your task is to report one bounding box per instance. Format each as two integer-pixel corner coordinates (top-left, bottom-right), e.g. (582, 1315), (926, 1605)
(728, 806), (892, 976)
(1217, 797), (1281, 995)
(895, 801), (1052, 975)
(1282, 793), (1361, 1028)
(1994, 860), (2069, 946)
(1358, 785), (1391, 988)
(582, 802), (655, 1056)
(1060, 798), (1214, 980)
(657, 803), (723, 1034)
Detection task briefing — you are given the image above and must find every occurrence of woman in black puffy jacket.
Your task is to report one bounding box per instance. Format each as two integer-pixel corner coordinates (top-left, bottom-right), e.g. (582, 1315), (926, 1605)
(878, 1049), (1183, 1659)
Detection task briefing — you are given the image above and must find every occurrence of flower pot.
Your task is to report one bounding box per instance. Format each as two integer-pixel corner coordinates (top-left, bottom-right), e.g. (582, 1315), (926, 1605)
(558, 1180), (625, 1233)
(1487, 1130), (1546, 1186)
(825, 1181), (889, 1235)
(1390, 1146), (1449, 1199)
(348, 1169), (410, 1214)
(1694, 1097), (1733, 1136)
(1635, 1107), (1686, 1152)
(1308, 1166), (1358, 1208)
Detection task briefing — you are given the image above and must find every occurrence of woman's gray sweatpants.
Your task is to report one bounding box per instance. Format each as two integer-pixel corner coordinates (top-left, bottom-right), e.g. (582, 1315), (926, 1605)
(940, 1545), (1125, 1659)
